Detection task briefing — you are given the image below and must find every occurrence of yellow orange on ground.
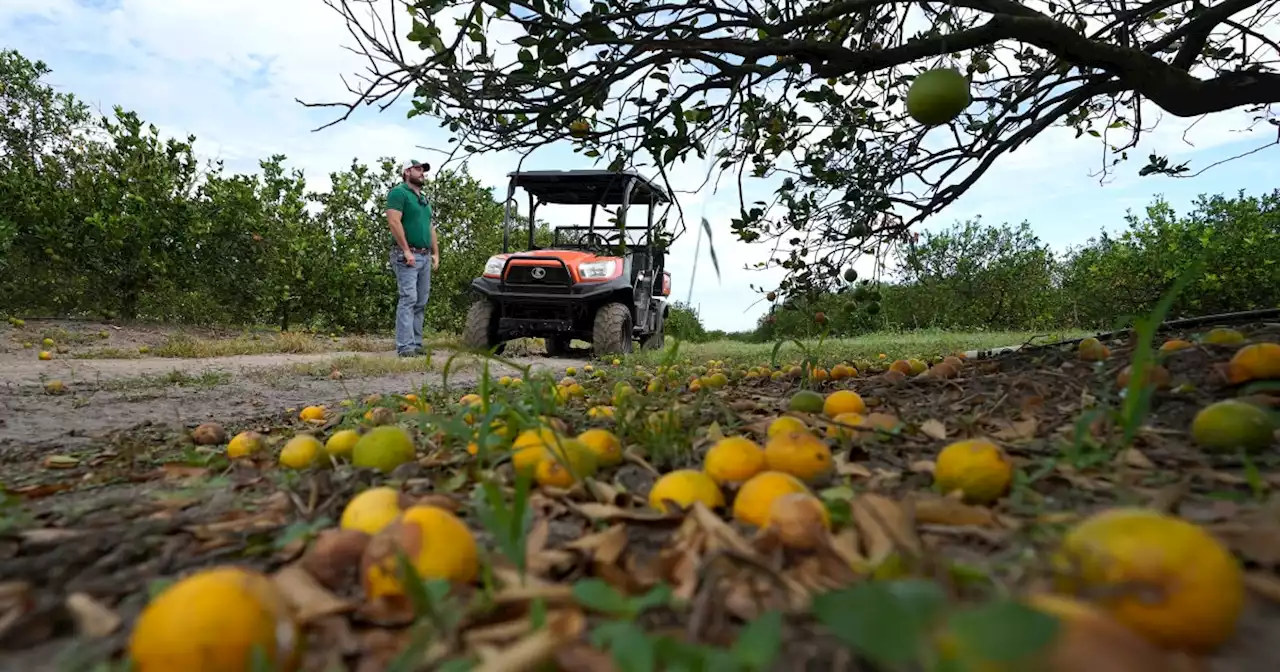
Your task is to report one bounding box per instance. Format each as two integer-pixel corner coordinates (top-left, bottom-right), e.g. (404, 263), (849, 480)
(734, 471), (811, 527)
(351, 425), (416, 473)
(362, 505), (479, 597)
(764, 430), (833, 481)
(1050, 507), (1244, 653)
(764, 492), (831, 550)
(38, 350), (52, 360)
(324, 429), (361, 459)
(1203, 327), (1244, 345)
(1226, 341), (1280, 384)
(648, 469), (725, 513)
(932, 438), (1013, 504)
(587, 405), (616, 420)
(825, 412), (865, 441)
(128, 566), (300, 672)
(279, 434), (323, 469)
(937, 592), (1173, 672)
(340, 486), (405, 536)
(576, 428), (623, 467)
(534, 438), (598, 488)
(1077, 337), (1110, 361)
(1159, 338), (1193, 353)
(226, 431), (265, 459)
(1190, 399), (1275, 453)
(823, 390), (865, 417)
(767, 415), (808, 438)
(703, 436), (766, 485)
(299, 405), (326, 422)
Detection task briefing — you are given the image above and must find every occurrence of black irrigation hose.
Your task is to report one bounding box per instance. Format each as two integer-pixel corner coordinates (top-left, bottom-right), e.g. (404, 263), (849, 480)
(970, 307), (1280, 361)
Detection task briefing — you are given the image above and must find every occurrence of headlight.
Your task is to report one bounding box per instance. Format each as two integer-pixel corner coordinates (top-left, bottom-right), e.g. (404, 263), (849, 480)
(579, 259), (618, 279)
(483, 255), (506, 276)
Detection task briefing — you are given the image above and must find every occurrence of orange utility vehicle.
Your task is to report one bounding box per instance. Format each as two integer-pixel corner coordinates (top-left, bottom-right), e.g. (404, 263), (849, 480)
(462, 169), (673, 356)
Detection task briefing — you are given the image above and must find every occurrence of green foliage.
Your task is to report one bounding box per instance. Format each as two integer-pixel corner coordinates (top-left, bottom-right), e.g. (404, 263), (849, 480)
(316, 0), (1273, 300)
(0, 49), (535, 333)
(664, 301), (709, 342)
(757, 191), (1280, 341)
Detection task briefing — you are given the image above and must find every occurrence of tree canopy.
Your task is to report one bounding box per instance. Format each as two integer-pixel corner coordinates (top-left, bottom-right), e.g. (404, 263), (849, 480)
(309, 0), (1279, 300)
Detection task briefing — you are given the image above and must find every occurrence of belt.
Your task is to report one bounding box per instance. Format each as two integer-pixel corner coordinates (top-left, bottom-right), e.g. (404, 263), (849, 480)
(400, 246), (431, 254)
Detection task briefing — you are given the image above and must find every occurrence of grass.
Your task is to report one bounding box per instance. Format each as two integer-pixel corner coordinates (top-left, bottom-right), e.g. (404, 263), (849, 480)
(245, 351), (475, 388)
(96, 370), (234, 391)
(630, 328), (1092, 367)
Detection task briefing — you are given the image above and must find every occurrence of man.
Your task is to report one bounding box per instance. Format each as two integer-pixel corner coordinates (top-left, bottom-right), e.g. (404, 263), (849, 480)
(385, 160), (440, 357)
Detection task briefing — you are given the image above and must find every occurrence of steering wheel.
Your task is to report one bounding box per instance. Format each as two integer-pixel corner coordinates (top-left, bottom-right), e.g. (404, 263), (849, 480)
(580, 230), (622, 254)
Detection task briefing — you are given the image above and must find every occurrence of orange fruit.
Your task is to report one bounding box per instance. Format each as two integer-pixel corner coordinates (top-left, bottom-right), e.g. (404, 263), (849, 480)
(324, 429), (361, 459)
(1226, 342), (1280, 384)
(1159, 338), (1193, 353)
(764, 430), (833, 481)
(932, 438), (1012, 504)
(298, 405), (326, 422)
(703, 436), (767, 484)
(764, 492), (831, 550)
(1051, 507), (1244, 653)
(341, 486), (405, 536)
(576, 429), (623, 467)
(1077, 337), (1109, 362)
(1115, 363), (1171, 390)
(279, 434), (323, 469)
(362, 505), (479, 597)
(767, 415), (809, 438)
(351, 425), (417, 473)
(648, 469), (724, 513)
(1189, 399), (1275, 453)
(937, 592), (1173, 672)
(822, 390), (866, 416)
(534, 438), (597, 488)
(889, 359), (911, 374)
(906, 358), (927, 375)
(1203, 327), (1244, 345)
(733, 471), (811, 527)
(128, 566), (300, 672)
(825, 412), (866, 441)
(226, 431), (265, 459)
(512, 427), (560, 451)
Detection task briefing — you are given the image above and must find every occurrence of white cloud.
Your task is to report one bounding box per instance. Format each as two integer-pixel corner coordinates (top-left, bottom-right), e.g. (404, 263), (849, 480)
(3, 0), (1277, 332)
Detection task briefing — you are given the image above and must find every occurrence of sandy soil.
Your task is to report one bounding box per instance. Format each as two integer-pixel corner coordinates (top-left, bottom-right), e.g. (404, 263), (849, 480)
(0, 319), (588, 451)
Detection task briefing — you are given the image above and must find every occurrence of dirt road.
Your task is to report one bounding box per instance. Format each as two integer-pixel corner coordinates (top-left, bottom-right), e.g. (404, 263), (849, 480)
(0, 339), (588, 451)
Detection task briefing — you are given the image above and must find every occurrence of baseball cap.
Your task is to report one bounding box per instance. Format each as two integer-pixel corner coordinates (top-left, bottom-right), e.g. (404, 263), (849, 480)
(401, 159), (430, 173)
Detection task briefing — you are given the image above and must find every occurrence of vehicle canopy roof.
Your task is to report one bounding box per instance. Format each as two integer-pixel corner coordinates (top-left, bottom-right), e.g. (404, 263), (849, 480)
(506, 169), (670, 206)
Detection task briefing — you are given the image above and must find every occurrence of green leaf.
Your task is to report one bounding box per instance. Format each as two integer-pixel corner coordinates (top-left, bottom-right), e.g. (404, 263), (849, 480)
(572, 578), (632, 616)
(811, 580), (946, 666)
(944, 599), (1060, 664)
(514, 35), (538, 48)
(606, 623), (656, 672)
(732, 609), (783, 670)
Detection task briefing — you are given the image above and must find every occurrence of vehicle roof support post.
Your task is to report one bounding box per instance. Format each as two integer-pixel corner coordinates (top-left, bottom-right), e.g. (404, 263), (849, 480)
(620, 177), (637, 258)
(645, 192), (655, 246)
(501, 177), (517, 253)
(527, 192), (538, 250)
(589, 203), (598, 233)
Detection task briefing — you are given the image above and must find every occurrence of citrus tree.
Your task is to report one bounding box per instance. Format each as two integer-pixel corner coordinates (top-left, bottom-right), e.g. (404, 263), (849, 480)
(309, 0), (1279, 302)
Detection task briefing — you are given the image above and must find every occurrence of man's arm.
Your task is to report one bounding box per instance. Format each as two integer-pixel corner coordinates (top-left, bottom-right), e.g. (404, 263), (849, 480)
(385, 190), (415, 264)
(431, 224), (440, 269)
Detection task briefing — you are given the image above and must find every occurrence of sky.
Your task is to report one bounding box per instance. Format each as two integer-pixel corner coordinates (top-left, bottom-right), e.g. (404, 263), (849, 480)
(3, 0), (1278, 332)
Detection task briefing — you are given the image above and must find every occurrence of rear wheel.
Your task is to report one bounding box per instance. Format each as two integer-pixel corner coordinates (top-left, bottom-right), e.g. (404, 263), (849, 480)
(462, 299), (500, 352)
(592, 302), (633, 355)
(641, 307), (666, 350)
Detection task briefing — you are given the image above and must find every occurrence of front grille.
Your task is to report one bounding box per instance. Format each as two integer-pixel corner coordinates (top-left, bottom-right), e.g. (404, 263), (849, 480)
(504, 265), (572, 286)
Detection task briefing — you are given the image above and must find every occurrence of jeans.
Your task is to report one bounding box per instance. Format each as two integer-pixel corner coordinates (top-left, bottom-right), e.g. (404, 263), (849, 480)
(391, 248), (431, 354)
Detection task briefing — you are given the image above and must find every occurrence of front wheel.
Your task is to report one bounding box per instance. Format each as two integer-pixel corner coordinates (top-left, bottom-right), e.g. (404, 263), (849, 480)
(592, 302), (633, 355)
(462, 299), (500, 352)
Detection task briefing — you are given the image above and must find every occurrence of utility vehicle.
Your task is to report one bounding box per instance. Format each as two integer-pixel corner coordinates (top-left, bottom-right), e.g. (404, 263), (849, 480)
(462, 169), (673, 356)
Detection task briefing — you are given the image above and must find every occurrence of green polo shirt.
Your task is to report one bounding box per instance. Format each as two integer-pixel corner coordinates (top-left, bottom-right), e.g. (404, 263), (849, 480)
(386, 183), (433, 249)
